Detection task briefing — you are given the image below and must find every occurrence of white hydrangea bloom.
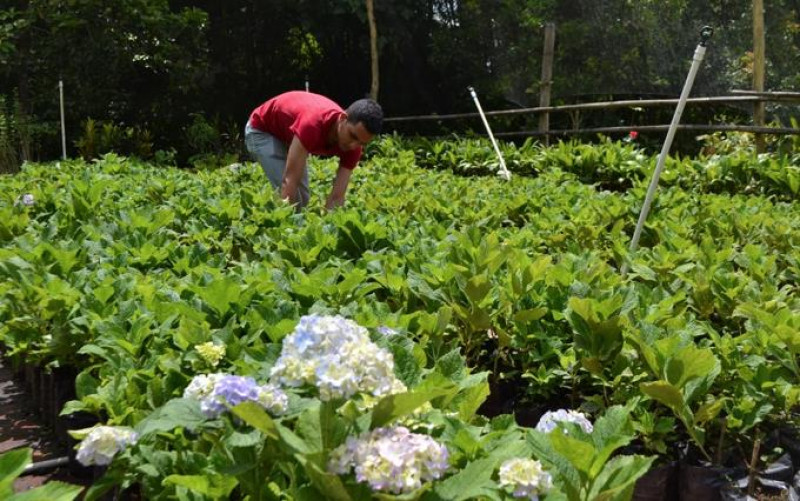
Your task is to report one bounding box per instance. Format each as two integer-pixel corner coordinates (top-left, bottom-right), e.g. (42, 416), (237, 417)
(183, 373), (225, 401)
(535, 409), (593, 434)
(329, 426), (449, 494)
(76, 426), (138, 466)
(14, 193), (34, 207)
(271, 315), (406, 401)
(498, 458), (553, 500)
(258, 383), (289, 415)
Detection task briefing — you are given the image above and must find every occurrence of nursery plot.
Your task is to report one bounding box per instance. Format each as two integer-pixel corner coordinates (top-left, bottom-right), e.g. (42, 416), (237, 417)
(0, 140), (798, 500)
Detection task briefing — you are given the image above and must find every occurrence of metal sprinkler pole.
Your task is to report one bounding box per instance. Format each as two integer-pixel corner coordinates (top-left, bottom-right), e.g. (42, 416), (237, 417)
(622, 26), (713, 276)
(468, 86), (512, 181)
(59, 79), (67, 160)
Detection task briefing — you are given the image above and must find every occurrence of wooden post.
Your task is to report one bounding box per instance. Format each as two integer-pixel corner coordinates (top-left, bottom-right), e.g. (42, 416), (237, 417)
(367, 0), (379, 100)
(753, 0), (766, 152)
(538, 23), (556, 145)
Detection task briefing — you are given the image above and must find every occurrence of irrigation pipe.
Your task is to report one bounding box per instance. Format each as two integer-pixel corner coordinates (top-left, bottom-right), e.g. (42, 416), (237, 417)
(622, 26), (713, 276)
(468, 87), (511, 181)
(59, 80), (67, 160)
(22, 456), (71, 476)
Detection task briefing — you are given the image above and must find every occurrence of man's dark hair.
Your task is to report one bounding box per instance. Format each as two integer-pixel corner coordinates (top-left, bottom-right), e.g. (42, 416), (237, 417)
(346, 99), (383, 134)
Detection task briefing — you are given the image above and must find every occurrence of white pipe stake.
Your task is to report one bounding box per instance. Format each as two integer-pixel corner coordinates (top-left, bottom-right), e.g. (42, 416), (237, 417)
(59, 80), (67, 160)
(468, 87), (511, 181)
(623, 31), (711, 276)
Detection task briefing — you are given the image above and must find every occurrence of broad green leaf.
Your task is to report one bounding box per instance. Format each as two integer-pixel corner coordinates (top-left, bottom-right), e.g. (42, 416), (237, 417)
(371, 373), (458, 429)
(513, 307), (548, 323)
(640, 381), (684, 414)
(550, 429), (596, 476)
(301, 456), (355, 501)
(463, 274), (491, 305)
(163, 474), (238, 499)
(694, 399), (724, 424)
(9, 481), (83, 501)
(0, 448), (31, 498)
(75, 370), (99, 399)
(296, 401), (347, 453)
(428, 457), (495, 501)
(135, 398), (208, 436)
(588, 455), (655, 501)
(230, 401), (278, 439)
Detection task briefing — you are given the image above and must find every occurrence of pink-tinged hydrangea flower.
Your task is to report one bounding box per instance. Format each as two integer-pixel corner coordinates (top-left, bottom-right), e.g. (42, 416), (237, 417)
(535, 409), (593, 434)
(76, 426), (138, 466)
(271, 315), (406, 401)
(498, 458), (553, 500)
(329, 426), (449, 494)
(183, 373), (288, 418)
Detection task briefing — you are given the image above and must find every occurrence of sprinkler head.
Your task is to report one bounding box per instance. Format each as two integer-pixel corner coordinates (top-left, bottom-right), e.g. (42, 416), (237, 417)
(699, 26), (714, 46)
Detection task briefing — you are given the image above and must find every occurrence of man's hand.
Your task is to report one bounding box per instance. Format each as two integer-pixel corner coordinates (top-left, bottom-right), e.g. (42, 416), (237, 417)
(325, 166), (353, 210)
(282, 136), (308, 204)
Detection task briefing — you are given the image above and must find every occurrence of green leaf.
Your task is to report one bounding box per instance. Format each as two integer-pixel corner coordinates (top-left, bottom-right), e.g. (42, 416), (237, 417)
(640, 381), (685, 414)
(371, 373), (457, 429)
(135, 398), (208, 436)
(9, 481), (83, 501)
(463, 274), (491, 305)
(296, 401), (347, 453)
(694, 399), (724, 424)
(455, 379), (490, 421)
(75, 370), (99, 399)
(588, 455), (656, 501)
(513, 307), (548, 323)
(301, 456), (355, 501)
(428, 457), (495, 501)
(163, 474), (238, 499)
(230, 401), (278, 439)
(0, 448), (31, 498)
(550, 429), (596, 476)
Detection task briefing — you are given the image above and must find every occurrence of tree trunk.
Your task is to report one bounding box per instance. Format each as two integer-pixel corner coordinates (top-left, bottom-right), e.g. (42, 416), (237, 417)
(366, 0), (379, 100)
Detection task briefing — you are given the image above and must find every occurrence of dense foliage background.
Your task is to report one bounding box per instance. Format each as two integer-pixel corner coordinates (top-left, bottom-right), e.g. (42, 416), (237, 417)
(1, 0), (798, 165)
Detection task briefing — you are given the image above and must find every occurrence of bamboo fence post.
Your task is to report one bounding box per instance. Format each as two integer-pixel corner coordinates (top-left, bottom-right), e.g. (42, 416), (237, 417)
(538, 23), (556, 145)
(753, 0), (766, 152)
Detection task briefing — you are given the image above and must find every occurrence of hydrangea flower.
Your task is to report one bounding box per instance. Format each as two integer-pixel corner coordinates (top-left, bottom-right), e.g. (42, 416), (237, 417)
(377, 325), (399, 337)
(258, 383), (289, 415)
(76, 426), (138, 466)
(184, 373), (288, 418)
(535, 409), (593, 434)
(183, 373), (224, 402)
(498, 458), (553, 500)
(195, 341), (226, 367)
(329, 426), (449, 494)
(271, 315), (406, 401)
(14, 193), (34, 207)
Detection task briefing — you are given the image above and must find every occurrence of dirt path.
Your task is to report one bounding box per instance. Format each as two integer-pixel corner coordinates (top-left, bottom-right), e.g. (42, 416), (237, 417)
(0, 358), (87, 493)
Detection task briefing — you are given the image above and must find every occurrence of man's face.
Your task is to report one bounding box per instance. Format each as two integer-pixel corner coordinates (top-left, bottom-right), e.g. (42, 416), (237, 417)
(337, 119), (374, 151)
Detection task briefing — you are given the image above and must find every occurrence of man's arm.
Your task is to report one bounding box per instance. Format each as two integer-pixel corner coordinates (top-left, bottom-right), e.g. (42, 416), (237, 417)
(325, 166), (353, 210)
(281, 136), (309, 204)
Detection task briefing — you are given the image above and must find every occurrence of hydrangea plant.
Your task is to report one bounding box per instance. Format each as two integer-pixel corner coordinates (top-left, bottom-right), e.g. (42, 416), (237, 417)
(76, 426), (138, 466)
(328, 426), (450, 494)
(270, 314), (406, 400)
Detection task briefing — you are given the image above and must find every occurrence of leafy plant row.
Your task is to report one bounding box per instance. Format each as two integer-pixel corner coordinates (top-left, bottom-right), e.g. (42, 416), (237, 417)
(374, 135), (800, 199)
(0, 145), (798, 499)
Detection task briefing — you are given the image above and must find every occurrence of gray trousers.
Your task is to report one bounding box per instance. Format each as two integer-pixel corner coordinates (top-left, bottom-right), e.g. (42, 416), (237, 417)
(244, 122), (310, 208)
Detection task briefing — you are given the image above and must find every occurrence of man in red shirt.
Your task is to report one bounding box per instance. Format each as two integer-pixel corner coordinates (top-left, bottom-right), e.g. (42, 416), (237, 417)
(245, 91), (383, 210)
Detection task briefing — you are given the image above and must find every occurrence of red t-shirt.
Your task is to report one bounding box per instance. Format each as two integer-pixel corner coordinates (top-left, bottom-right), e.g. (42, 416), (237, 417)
(249, 91), (362, 170)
